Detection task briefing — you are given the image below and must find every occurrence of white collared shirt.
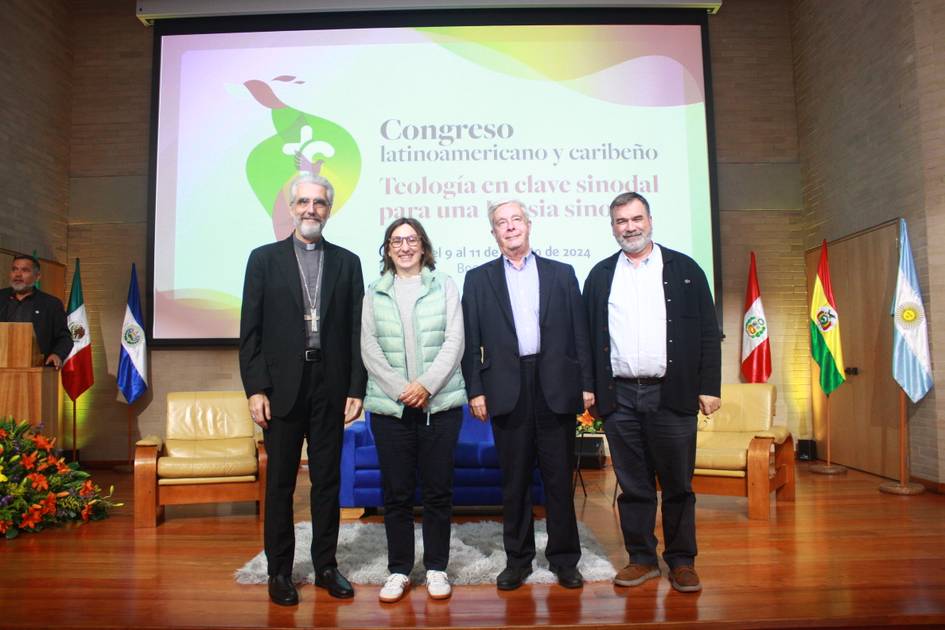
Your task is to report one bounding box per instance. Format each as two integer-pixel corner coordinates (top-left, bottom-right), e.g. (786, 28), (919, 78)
(608, 244), (667, 378)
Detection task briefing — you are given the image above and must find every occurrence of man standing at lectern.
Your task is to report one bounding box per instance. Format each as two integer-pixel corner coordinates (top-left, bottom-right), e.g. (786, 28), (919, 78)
(239, 173), (366, 606)
(0, 255), (72, 368)
(584, 192), (720, 593)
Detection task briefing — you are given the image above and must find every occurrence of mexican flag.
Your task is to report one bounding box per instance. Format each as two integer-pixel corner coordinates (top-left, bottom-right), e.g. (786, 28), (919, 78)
(741, 252), (771, 383)
(61, 259), (94, 401)
(809, 241), (845, 395)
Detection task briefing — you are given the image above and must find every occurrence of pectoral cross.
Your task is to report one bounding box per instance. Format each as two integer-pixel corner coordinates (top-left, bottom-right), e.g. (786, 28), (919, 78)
(304, 308), (319, 333)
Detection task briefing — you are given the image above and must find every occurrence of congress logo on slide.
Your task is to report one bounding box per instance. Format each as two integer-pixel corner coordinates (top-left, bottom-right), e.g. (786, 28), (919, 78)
(243, 76), (362, 238)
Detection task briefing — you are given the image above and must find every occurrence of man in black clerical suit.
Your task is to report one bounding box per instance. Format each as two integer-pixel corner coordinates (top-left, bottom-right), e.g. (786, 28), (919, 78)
(239, 173), (366, 606)
(0, 255), (72, 367)
(461, 200), (595, 591)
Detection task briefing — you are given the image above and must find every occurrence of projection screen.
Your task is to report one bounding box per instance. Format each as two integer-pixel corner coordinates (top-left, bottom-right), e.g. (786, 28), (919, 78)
(150, 10), (718, 342)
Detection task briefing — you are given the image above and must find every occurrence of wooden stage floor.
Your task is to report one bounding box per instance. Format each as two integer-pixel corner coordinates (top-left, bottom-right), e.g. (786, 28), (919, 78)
(2, 462), (945, 629)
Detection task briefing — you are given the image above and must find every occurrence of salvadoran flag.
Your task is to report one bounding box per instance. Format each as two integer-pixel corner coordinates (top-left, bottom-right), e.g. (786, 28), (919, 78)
(892, 218), (933, 403)
(117, 263), (148, 404)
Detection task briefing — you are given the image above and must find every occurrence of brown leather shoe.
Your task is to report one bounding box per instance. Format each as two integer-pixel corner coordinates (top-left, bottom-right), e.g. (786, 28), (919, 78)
(614, 563), (660, 587)
(668, 566), (702, 592)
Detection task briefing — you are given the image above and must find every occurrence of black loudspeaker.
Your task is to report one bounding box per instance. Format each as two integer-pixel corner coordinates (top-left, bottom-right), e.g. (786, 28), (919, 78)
(797, 439), (817, 461)
(575, 435), (605, 469)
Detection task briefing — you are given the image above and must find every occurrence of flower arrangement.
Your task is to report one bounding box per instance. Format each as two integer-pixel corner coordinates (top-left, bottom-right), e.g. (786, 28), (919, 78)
(0, 417), (121, 539)
(576, 409), (603, 434)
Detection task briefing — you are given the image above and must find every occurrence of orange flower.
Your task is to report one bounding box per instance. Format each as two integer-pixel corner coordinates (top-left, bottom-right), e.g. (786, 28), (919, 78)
(0, 428), (7, 439)
(79, 479), (96, 498)
(33, 434), (55, 452)
(27, 472), (49, 491)
(579, 411), (594, 426)
(21, 451), (38, 470)
(44, 454), (66, 473)
(40, 492), (57, 516)
(19, 506), (43, 530)
(80, 503), (93, 522)
(0, 519), (12, 534)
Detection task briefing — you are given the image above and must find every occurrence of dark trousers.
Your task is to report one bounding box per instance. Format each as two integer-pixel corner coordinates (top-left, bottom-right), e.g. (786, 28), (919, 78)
(491, 357), (581, 570)
(371, 406), (463, 575)
(263, 359), (344, 577)
(604, 380), (698, 569)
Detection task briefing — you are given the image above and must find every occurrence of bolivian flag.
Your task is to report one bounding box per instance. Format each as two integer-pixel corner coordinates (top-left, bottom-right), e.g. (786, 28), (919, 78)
(810, 240), (845, 395)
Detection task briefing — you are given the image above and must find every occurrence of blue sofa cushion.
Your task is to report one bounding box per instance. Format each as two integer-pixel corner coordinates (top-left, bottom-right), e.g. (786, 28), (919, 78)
(339, 408), (545, 507)
(355, 445), (379, 469)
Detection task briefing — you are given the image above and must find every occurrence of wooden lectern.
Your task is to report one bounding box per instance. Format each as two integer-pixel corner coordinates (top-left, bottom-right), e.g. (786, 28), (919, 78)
(0, 323), (61, 440)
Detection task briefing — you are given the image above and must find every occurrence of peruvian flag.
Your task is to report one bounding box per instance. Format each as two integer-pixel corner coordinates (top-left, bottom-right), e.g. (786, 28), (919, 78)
(740, 252), (772, 383)
(61, 259), (94, 400)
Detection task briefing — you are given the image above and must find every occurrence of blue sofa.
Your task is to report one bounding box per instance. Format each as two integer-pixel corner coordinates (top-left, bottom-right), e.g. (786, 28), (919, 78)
(339, 406), (545, 508)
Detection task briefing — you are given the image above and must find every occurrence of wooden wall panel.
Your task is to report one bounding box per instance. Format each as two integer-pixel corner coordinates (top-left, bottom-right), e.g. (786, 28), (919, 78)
(806, 220), (899, 478)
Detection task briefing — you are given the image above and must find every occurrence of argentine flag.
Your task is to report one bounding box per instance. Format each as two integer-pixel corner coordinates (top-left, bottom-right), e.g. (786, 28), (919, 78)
(892, 219), (933, 403)
(118, 263), (148, 404)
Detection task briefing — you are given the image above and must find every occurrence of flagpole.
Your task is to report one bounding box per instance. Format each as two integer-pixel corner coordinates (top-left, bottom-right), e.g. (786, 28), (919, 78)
(127, 403), (134, 465)
(811, 393), (846, 475)
(879, 389), (924, 495)
(71, 399), (78, 463)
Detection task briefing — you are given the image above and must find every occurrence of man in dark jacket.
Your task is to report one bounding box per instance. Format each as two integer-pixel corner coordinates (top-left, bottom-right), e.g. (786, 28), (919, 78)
(462, 200), (594, 591)
(0, 255), (72, 367)
(239, 173), (366, 605)
(583, 192), (721, 593)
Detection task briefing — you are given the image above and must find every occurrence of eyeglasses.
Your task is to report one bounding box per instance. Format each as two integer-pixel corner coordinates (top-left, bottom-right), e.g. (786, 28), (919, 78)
(294, 197), (330, 211)
(389, 235), (419, 248)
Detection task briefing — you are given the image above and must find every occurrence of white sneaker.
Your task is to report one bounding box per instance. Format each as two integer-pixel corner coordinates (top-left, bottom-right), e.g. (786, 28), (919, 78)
(426, 570), (452, 600)
(379, 573), (410, 603)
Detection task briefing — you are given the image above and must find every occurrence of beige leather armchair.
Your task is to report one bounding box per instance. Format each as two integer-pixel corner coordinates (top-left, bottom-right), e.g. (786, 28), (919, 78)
(134, 391), (267, 528)
(693, 383), (795, 520)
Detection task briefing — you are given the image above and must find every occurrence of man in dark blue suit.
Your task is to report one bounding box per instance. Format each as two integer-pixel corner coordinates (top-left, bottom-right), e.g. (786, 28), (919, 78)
(461, 200), (594, 590)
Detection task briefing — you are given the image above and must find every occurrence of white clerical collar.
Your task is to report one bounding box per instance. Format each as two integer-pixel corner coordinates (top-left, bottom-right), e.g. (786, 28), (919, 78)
(293, 234), (322, 251)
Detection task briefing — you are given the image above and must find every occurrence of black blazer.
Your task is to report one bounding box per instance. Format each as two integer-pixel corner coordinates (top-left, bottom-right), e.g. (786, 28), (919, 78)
(583, 246), (721, 417)
(461, 254), (594, 418)
(0, 287), (73, 361)
(238, 236), (367, 417)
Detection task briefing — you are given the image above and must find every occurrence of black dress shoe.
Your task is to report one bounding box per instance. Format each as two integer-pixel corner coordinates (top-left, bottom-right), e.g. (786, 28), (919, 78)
(268, 575), (299, 606)
(551, 565), (584, 589)
(314, 567), (355, 599)
(496, 565), (532, 590)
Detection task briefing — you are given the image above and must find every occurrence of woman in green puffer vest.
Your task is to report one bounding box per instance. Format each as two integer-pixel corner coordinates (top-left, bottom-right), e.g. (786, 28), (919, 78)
(360, 217), (466, 603)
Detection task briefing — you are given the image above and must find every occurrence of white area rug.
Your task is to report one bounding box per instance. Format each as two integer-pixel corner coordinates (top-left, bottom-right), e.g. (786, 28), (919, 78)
(235, 520), (616, 585)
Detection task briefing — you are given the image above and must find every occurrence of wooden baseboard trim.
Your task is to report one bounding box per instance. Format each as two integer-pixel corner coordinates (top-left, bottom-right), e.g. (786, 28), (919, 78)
(78, 460), (131, 469)
(911, 475), (944, 494)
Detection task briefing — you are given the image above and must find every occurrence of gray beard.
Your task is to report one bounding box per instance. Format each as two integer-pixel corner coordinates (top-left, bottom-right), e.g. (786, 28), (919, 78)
(616, 232), (652, 255)
(10, 281), (31, 293)
(294, 217), (324, 240)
